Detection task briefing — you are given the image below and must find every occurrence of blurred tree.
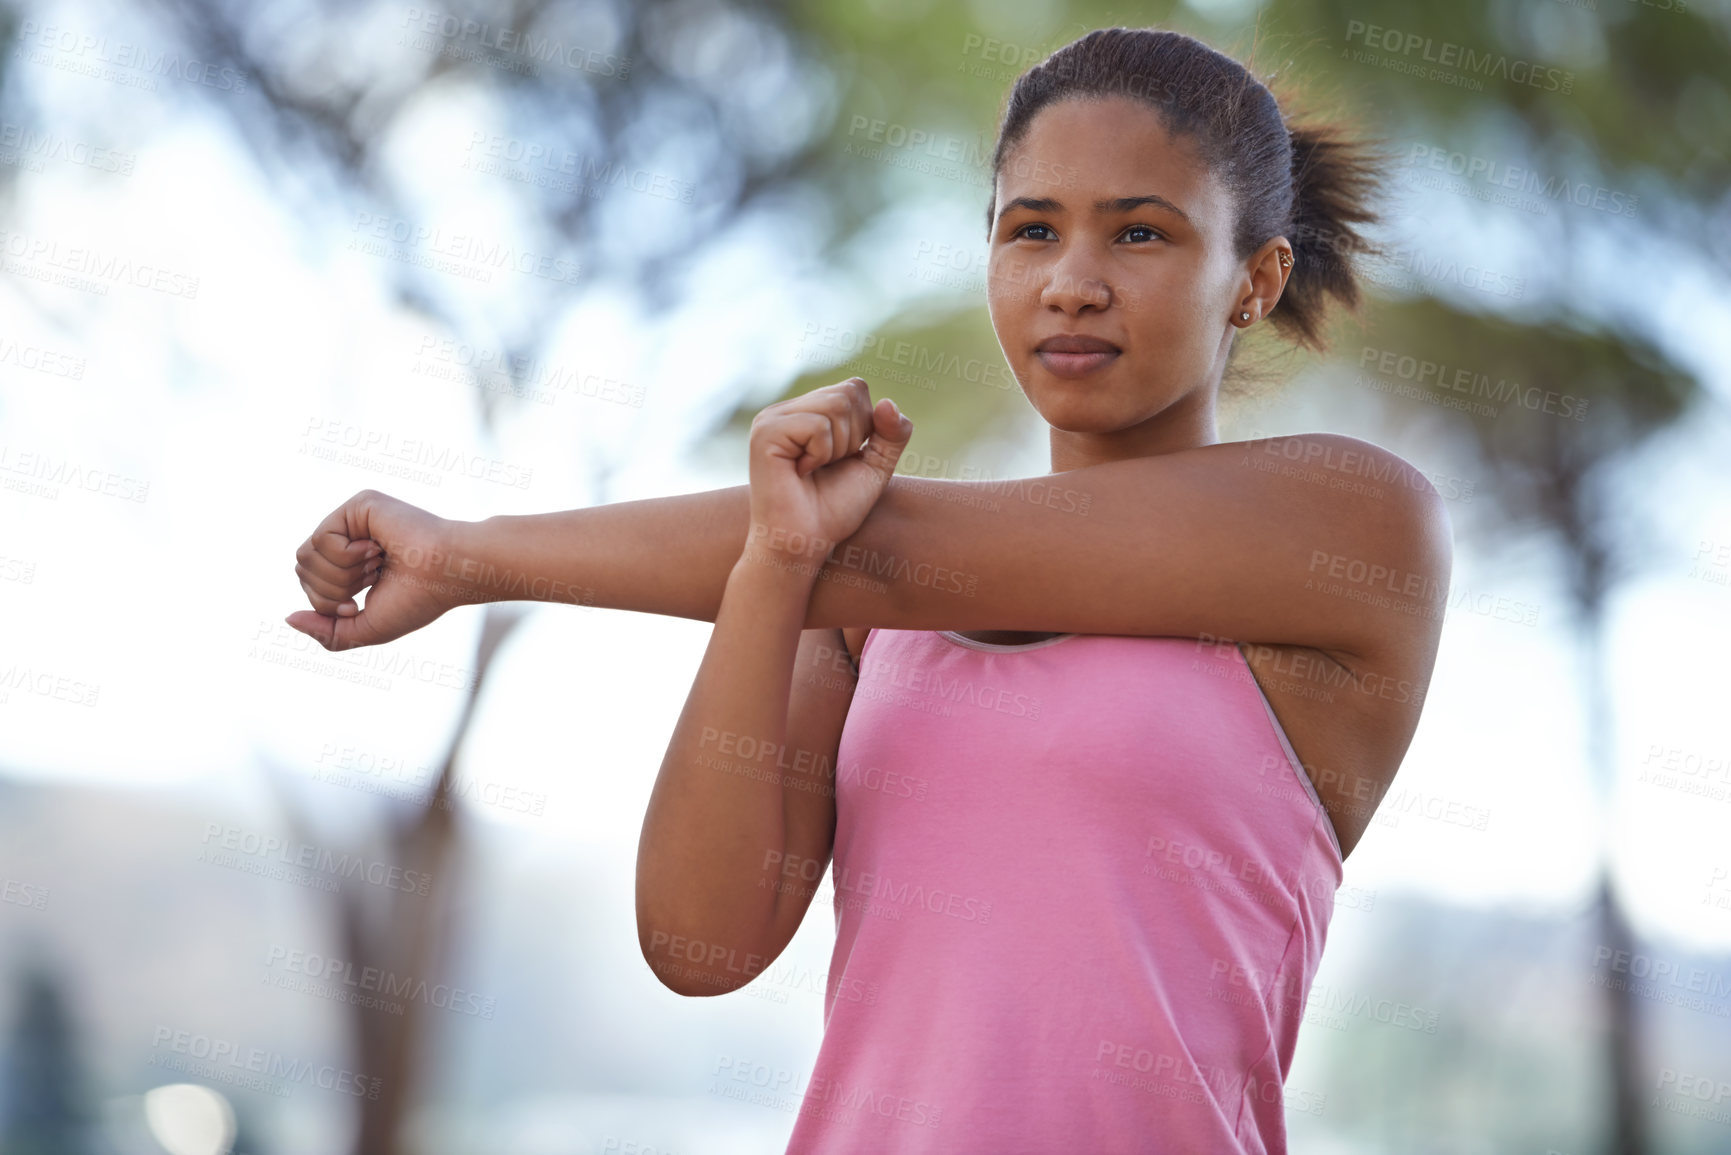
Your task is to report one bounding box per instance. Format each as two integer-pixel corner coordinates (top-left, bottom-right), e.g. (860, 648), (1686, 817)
(225, 1106), (265, 1155)
(115, 0), (862, 473)
(265, 603), (526, 1155)
(1365, 298), (1698, 1154)
(0, 964), (98, 1155)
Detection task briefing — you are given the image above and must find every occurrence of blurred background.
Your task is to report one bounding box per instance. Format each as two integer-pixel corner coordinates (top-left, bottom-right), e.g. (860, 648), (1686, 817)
(0, 0), (1728, 1151)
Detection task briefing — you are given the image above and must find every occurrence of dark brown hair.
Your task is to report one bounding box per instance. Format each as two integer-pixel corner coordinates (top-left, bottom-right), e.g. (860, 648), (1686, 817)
(986, 27), (1381, 353)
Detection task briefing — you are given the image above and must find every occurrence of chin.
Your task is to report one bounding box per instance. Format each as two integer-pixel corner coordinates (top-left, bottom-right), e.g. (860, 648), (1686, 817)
(1027, 396), (1137, 434)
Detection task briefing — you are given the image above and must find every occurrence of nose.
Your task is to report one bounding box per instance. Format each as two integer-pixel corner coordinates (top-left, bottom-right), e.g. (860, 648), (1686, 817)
(1038, 245), (1113, 314)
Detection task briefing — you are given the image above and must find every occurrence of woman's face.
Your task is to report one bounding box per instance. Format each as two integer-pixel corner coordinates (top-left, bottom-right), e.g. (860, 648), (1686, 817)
(986, 95), (1270, 456)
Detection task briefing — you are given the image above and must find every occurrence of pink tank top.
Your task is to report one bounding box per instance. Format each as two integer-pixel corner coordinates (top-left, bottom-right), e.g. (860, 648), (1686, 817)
(780, 628), (1344, 1154)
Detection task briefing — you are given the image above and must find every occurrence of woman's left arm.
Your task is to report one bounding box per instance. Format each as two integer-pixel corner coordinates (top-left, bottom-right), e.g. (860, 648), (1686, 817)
(305, 426), (1450, 689)
(437, 431), (1448, 665)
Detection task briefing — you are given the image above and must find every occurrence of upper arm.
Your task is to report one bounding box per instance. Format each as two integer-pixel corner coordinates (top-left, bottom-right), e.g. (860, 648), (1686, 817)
(759, 626), (858, 961)
(846, 432), (1453, 672)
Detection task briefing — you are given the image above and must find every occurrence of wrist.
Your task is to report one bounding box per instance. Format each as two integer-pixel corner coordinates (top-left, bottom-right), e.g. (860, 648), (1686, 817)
(733, 539), (825, 591)
(426, 515), (497, 609)
(742, 518), (843, 565)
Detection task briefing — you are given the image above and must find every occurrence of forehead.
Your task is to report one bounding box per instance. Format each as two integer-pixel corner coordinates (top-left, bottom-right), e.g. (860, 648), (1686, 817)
(995, 95), (1227, 229)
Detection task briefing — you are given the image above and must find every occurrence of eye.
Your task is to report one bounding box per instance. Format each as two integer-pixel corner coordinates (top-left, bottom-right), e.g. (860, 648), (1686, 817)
(1120, 224), (1164, 243)
(1012, 222), (1055, 241)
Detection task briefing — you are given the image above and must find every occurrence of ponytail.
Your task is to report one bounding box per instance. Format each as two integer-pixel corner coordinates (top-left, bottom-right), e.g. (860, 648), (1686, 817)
(1270, 118), (1383, 352)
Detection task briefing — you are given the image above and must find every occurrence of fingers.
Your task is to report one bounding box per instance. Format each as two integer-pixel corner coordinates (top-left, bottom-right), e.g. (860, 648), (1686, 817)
(796, 417), (834, 477)
(798, 379), (875, 470)
(857, 396), (914, 478)
(874, 396), (912, 442)
(296, 534), (377, 609)
(284, 600), (388, 652)
(286, 490), (402, 651)
(755, 377), (890, 475)
(301, 490), (391, 572)
(295, 567), (378, 617)
(763, 411), (830, 478)
(284, 609), (336, 648)
(296, 576), (347, 617)
(294, 494), (386, 618)
(285, 609), (360, 651)
(296, 546), (381, 597)
(298, 534), (378, 584)
(322, 607), (386, 652)
(837, 378), (874, 455)
(816, 378), (872, 464)
(295, 536), (382, 616)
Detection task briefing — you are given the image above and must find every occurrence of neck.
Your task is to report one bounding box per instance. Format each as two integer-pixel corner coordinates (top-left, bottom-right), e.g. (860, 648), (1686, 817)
(1045, 380), (1220, 474)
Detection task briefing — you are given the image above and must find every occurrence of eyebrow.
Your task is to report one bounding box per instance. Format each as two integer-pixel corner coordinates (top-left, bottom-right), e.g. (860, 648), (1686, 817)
(994, 194), (1192, 228)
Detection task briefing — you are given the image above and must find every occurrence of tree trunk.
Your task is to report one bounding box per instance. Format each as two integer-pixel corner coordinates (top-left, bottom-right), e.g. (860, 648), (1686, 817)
(1583, 614), (1646, 1155)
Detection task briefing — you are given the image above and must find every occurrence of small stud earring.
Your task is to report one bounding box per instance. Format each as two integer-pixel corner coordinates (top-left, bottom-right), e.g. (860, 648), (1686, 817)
(1239, 312), (1251, 321)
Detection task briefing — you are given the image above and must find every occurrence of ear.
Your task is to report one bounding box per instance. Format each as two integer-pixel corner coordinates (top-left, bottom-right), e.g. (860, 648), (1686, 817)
(1229, 236), (1294, 328)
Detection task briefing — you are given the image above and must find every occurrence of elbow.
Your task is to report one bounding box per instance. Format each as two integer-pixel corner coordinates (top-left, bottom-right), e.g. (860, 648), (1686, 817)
(636, 921), (748, 998)
(635, 870), (775, 997)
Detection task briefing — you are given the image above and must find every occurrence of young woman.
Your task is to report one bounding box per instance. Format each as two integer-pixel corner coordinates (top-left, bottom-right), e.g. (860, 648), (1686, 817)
(288, 27), (1451, 1154)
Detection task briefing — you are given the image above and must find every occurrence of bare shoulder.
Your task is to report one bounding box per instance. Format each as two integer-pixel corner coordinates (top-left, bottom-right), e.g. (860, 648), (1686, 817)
(1210, 429), (1455, 690)
(1322, 433), (1452, 611)
(1236, 431), (1450, 520)
(1231, 431), (1454, 595)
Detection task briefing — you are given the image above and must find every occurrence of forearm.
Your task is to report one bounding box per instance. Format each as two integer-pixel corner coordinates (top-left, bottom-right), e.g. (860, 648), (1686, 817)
(444, 482), (913, 628)
(436, 468), (1198, 636)
(634, 543), (815, 996)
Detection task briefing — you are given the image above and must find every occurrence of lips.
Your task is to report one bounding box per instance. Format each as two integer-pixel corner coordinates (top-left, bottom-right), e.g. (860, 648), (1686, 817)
(1036, 335), (1120, 354)
(1035, 334), (1121, 378)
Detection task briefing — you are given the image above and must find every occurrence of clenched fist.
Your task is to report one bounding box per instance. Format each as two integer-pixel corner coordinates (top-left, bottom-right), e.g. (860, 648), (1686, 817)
(745, 377), (914, 565)
(285, 489), (461, 651)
